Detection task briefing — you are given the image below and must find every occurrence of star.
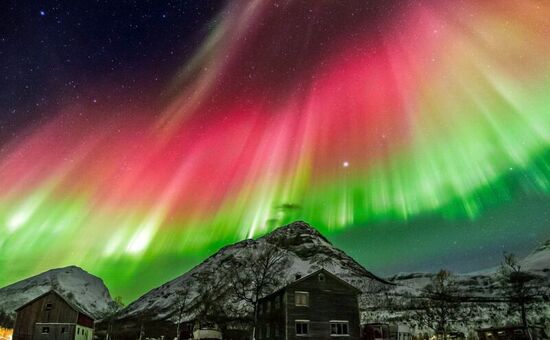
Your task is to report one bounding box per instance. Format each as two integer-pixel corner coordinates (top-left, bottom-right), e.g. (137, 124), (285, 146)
(39, 10), (46, 16)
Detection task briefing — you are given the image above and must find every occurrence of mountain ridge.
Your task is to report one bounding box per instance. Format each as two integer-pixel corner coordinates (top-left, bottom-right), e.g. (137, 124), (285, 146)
(116, 220), (390, 322)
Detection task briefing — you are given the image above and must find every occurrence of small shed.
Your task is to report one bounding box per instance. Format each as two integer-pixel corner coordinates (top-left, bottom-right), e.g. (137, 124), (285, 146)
(12, 290), (95, 340)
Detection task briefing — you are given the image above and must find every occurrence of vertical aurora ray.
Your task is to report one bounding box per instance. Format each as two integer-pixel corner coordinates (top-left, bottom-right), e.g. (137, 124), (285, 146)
(1, 0), (549, 298)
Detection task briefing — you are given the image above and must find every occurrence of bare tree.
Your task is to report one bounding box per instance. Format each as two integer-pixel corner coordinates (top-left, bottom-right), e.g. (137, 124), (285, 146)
(102, 295), (125, 340)
(229, 243), (289, 340)
(413, 270), (462, 339)
(192, 269), (231, 330)
(174, 285), (191, 340)
(499, 253), (544, 330)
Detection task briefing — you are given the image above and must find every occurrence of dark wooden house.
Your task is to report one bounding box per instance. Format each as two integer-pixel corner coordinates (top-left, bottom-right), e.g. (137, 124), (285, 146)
(256, 269), (361, 340)
(12, 290), (95, 340)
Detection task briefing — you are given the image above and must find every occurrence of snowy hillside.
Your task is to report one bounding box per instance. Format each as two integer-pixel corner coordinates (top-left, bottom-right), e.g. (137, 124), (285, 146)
(387, 237), (550, 297)
(117, 221), (389, 322)
(521, 239), (550, 275)
(0, 265), (117, 319)
(365, 238), (550, 332)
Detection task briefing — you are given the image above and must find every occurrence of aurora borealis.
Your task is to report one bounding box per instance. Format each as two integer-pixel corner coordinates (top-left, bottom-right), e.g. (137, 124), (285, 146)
(1, 0), (549, 300)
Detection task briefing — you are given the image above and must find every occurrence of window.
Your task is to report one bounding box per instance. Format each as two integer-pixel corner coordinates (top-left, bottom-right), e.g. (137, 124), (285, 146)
(275, 296), (280, 309)
(42, 327), (50, 334)
(330, 321), (349, 336)
(295, 292), (309, 306)
(275, 324), (280, 337)
(267, 301), (271, 313)
(45, 303), (53, 310)
(266, 324), (271, 338)
(77, 328), (80, 335)
(61, 327), (66, 334)
(319, 273), (326, 282)
(296, 321), (310, 336)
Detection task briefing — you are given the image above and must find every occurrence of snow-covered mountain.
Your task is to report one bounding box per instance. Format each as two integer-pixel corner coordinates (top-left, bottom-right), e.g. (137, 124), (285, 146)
(0, 265), (117, 319)
(117, 221), (389, 322)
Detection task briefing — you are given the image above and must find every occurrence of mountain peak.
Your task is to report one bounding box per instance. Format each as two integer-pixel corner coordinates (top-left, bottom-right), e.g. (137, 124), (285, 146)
(263, 220), (331, 245)
(116, 220), (388, 322)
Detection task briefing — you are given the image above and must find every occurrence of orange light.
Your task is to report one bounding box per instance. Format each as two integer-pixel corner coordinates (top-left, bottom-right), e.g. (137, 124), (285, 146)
(0, 327), (13, 340)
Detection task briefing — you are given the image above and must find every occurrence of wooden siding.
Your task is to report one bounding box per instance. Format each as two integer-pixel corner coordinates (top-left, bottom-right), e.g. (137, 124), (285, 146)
(13, 292), (84, 340)
(257, 271), (361, 340)
(32, 324), (75, 340)
(257, 292), (286, 340)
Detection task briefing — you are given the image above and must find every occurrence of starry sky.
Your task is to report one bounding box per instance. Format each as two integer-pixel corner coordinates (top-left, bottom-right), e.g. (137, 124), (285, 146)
(0, 0), (549, 301)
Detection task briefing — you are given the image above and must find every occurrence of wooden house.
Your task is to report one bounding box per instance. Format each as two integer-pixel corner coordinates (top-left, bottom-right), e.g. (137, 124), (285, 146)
(256, 269), (361, 340)
(12, 290), (95, 340)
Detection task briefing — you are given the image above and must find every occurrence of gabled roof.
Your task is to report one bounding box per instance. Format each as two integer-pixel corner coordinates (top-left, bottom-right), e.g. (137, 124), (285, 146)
(259, 268), (361, 302)
(15, 290), (95, 320)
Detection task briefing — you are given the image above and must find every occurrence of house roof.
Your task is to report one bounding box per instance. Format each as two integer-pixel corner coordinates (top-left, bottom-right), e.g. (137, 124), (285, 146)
(15, 290), (95, 320)
(259, 268), (362, 302)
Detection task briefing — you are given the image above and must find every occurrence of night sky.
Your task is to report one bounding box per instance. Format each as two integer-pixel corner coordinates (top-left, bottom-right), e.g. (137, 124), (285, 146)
(1, 0), (549, 301)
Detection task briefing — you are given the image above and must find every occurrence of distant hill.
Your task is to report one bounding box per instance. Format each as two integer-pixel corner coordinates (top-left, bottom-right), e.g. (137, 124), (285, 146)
(521, 238), (550, 276)
(370, 238), (550, 333)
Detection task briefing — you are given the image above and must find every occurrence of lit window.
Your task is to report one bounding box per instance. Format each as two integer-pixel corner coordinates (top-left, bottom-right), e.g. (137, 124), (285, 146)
(330, 321), (349, 336)
(42, 327), (50, 334)
(295, 292), (309, 306)
(296, 321), (309, 336)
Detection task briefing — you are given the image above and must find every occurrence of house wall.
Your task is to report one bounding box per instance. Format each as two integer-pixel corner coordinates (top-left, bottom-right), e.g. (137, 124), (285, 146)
(286, 273), (361, 340)
(257, 292), (286, 340)
(74, 324), (93, 340)
(13, 292), (79, 340)
(257, 272), (361, 340)
(32, 324), (75, 340)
